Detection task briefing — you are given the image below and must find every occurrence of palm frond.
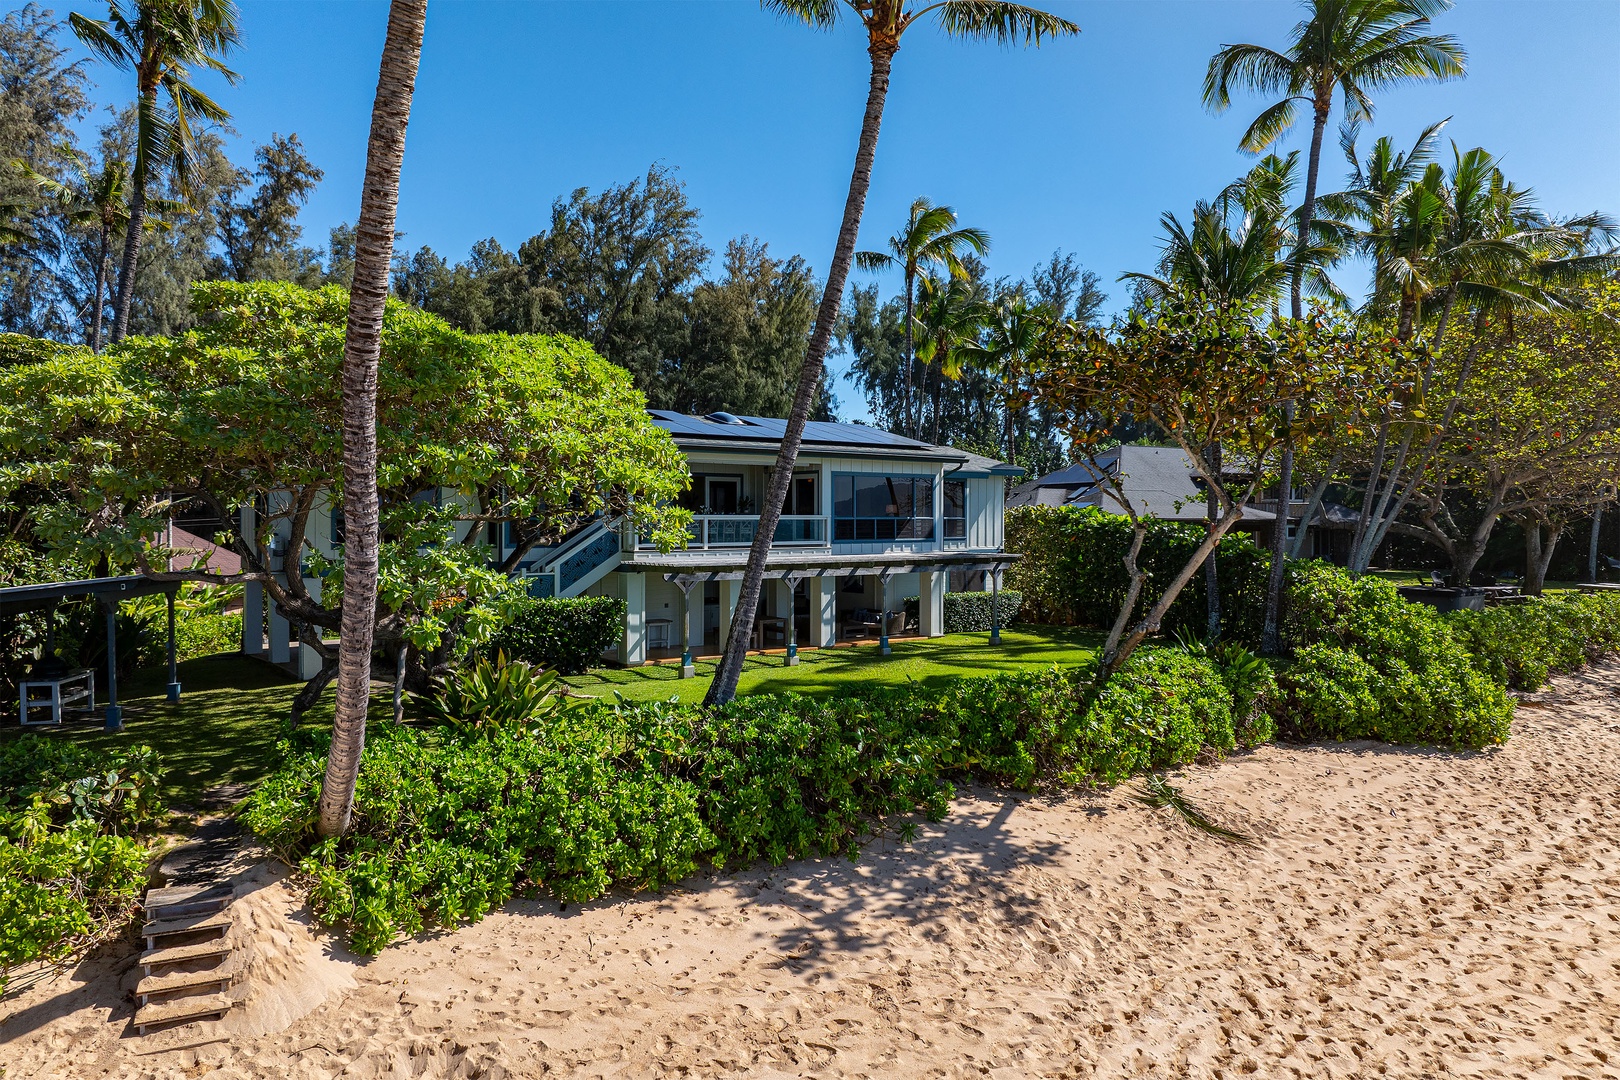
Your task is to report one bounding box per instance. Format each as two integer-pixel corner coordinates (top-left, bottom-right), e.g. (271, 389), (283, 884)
(1238, 96), (1303, 154)
(760, 0), (842, 28)
(855, 249), (896, 272)
(1203, 42), (1298, 111)
(929, 1), (1080, 46)
(1132, 774), (1258, 847)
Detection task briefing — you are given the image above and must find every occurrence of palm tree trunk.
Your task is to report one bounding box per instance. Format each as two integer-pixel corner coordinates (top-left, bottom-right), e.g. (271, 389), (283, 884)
(107, 92), (154, 346)
(1588, 503), (1604, 583)
(929, 356), (943, 445)
(704, 42), (895, 708)
(316, 0), (427, 840)
(903, 267), (916, 437)
(91, 227), (109, 352)
(1262, 101), (1328, 654)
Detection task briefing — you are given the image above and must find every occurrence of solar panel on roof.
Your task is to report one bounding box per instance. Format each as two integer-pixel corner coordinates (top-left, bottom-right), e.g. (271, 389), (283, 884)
(647, 410), (934, 450)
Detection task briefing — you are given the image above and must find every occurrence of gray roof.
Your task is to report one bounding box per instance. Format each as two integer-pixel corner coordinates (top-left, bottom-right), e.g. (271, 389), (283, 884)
(1010, 445), (1275, 523)
(648, 410), (1021, 475)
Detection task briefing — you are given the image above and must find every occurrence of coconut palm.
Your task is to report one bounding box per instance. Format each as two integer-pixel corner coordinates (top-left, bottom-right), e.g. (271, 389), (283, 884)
(70, 0), (241, 344)
(704, 0), (1078, 708)
(1205, 0), (1464, 651)
(316, 0), (428, 840)
(960, 294), (1055, 468)
(857, 198), (989, 438)
(21, 151), (177, 351)
(912, 271), (988, 444)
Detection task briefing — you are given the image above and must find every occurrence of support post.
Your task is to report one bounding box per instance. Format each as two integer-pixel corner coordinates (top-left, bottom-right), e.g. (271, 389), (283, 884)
(165, 591), (180, 703)
(879, 574), (892, 656)
(989, 568), (1003, 646)
(620, 571), (647, 666)
(269, 602), (291, 665)
(718, 578), (741, 654)
(679, 581), (697, 679)
(779, 577), (799, 665)
(242, 581), (263, 655)
(812, 575), (837, 648)
(103, 603), (121, 731)
(919, 570), (944, 638)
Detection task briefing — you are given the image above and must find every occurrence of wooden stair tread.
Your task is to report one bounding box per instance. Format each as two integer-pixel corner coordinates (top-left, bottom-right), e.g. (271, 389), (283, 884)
(133, 992), (232, 1032)
(137, 952), (243, 999)
(143, 910), (232, 939)
(145, 884), (233, 920)
(142, 939), (233, 970)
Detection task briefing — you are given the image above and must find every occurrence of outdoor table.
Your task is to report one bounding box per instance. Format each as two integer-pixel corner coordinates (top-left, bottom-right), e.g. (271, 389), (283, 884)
(19, 668), (95, 726)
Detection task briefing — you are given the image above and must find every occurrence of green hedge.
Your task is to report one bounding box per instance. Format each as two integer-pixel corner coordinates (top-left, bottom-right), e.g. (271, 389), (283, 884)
(942, 590), (1023, 634)
(175, 611), (243, 661)
(243, 645), (1244, 953)
(0, 740), (164, 992)
(1006, 504), (1272, 645)
(1446, 593), (1620, 691)
(487, 595), (626, 674)
(1272, 564), (1513, 749)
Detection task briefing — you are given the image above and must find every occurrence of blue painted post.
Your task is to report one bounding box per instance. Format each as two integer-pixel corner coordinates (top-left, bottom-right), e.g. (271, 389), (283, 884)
(679, 582), (695, 679)
(989, 569), (1003, 646)
(103, 606), (122, 730)
(879, 576), (891, 656)
(785, 578), (799, 666)
(165, 591), (181, 703)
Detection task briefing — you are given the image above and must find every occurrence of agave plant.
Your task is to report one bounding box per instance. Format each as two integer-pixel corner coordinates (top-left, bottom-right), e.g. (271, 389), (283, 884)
(429, 651), (562, 735)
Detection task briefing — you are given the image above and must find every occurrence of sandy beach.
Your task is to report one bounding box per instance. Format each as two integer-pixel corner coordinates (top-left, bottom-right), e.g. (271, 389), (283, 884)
(4, 661), (1617, 1079)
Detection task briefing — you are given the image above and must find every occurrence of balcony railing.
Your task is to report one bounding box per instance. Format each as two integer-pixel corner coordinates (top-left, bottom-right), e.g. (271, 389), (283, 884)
(639, 514), (828, 550)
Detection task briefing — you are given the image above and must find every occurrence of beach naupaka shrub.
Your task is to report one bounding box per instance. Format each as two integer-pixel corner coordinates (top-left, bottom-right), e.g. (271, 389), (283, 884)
(243, 646), (1245, 953)
(0, 740), (164, 993)
(1275, 564), (1513, 749)
(1446, 592), (1620, 691)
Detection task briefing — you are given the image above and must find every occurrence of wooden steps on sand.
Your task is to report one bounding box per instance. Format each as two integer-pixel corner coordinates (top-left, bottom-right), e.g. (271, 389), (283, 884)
(133, 883), (243, 1036)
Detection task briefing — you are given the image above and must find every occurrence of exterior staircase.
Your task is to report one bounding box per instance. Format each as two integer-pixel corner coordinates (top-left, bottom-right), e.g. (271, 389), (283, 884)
(133, 883), (241, 1035)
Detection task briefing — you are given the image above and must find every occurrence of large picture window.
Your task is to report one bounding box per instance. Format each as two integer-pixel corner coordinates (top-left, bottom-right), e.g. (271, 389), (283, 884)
(943, 480), (966, 539)
(833, 475), (934, 541)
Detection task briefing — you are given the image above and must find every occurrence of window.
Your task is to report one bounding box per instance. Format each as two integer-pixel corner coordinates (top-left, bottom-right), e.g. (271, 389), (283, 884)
(943, 480), (966, 539)
(833, 475), (934, 542)
(788, 474), (817, 515)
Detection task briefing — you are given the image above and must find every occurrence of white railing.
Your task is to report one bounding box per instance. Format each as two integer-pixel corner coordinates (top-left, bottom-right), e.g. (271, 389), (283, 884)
(639, 514), (828, 550)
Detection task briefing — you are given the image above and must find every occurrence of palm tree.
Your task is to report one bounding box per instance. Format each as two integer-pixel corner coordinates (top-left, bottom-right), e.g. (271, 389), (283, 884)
(857, 198), (989, 438)
(704, 0), (1078, 708)
(316, 0), (428, 840)
(22, 151), (173, 351)
(1205, 0), (1464, 652)
(912, 271), (987, 444)
(70, 0), (241, 344)
(961, 294), (1054, 468)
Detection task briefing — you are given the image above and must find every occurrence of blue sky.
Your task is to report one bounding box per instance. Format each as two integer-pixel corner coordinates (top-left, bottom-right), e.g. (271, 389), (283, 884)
(60, 0), (1620, 416)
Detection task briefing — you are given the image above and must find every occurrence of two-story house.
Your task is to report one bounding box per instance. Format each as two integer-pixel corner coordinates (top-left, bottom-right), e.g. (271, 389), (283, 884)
(518, 411), (1022, 673)
(239, 411), (1021, 679)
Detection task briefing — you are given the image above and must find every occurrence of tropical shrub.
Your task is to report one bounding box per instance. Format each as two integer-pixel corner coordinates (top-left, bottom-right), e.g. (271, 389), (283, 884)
(1005, 505), (1272, 644)
(0, 739), (164, 993)
(428, 652), (563, 734)
(1276, 564), (1513, 749)
(174, 611), (244, 661)
(942, 589), (1023, 633)
(243, 646), (1243, 953)
(488, 596), (626, 674)
(1447, 593), (1620, 691)
(1209, 642), (1279, 749)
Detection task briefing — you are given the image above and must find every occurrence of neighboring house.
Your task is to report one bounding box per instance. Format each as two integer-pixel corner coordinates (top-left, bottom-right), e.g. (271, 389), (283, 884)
(1010, 443), (1276, 532)
(237, 410), (1024, 678)
(1010, 443), (1366, 562)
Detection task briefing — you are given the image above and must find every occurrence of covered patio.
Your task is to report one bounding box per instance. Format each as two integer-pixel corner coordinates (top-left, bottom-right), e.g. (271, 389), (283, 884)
(609, 550), (1019, 677)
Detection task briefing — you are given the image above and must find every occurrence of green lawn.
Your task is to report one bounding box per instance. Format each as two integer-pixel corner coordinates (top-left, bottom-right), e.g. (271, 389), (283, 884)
(2, 653), (328, 808)
(559, 626), (1103, 704)
(3, 629), (1099, 801)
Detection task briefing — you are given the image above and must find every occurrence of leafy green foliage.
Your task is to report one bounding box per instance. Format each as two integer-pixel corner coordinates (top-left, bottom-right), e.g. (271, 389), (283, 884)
(243, 646), (1243, 953)
(172, 611), (243, 661)
(428, 652), (563, 735)
(1209, 641), (1279, 749)
(0, 738), (164, 992)
(1006, 505), (1272, 643)
(488, 596), (626, 675)
(1274, 563), (1513, 749)
(1446, 593), (1620, 691)
(940, 589), (1023, 634)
